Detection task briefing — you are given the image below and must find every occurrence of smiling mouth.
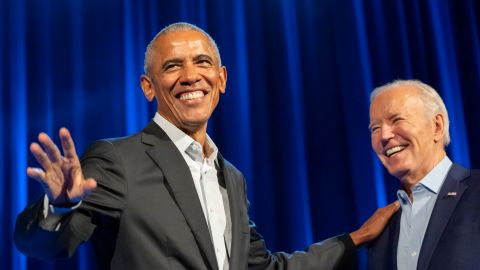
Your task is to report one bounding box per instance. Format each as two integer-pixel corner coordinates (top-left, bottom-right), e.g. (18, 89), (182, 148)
(177, 90), (206, 101)
(385, 145), (406, 157)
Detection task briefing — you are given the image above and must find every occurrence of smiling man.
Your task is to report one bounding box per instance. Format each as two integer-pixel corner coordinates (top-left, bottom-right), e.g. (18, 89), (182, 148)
(14, 22), (399, 270)
(367, 80), (480, 270)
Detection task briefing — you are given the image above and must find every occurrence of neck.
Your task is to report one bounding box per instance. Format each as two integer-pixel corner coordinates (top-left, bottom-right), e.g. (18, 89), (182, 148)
(183, 124), (211, 159)
(401, 150), (446, 195)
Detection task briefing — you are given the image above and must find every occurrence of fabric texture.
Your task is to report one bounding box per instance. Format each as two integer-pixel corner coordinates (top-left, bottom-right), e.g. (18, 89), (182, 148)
(367, 164), (480, 270)
(15, 121), (357, 270)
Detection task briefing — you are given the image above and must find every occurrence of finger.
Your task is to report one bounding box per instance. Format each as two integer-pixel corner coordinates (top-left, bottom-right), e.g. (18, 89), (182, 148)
(26, 167), (46, 181)
(67, 178), (97, 201)
(82, 178), (97, 195)
(38, 132), (63, 163)
(59, 128), (79, 161)
(385, 200), (400, 213)
(27, 167), (51, 190)
(379, 201), (400, 220)
(30, 143), (54, 172)
(78, 178), (97, 200)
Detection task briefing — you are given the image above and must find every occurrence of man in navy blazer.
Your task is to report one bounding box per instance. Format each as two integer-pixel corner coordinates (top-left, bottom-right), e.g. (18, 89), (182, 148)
(367, 79), (480, 270)
(14, 22), (399, 269)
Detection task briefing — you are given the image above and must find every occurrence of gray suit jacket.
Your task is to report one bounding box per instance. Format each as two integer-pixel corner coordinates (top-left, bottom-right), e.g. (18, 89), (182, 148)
(15, 121), (356, 270)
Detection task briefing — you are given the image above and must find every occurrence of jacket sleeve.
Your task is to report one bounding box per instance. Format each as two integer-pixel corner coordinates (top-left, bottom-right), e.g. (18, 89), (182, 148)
(242, 182), (357, 269)
(14, 140), (127, 260)
(247, 221), (357, 270)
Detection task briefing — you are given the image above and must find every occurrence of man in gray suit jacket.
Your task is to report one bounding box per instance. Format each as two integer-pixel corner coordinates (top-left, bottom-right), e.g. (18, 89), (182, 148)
(15, 22), (399, 270)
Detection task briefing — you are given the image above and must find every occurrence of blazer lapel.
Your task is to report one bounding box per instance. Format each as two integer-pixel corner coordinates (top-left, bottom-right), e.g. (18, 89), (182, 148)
(142, 121), (218, 270)
(417, 164), (468, 270)
(390, 209), (401, 269)
(217, 154), (243, 270)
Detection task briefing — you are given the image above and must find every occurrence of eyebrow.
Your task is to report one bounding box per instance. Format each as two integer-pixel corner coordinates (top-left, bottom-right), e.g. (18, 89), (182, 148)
(388, 113), (401, 119)
(193, 54), (215, 63)
(368, 113), (403, 129)
(161, 58), (183, 70)
(161, 54), (216, 70)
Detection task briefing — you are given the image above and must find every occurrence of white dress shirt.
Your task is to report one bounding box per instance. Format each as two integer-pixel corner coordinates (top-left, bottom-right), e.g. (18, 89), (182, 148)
(41, 113), (230, 269)
(153, 113), (228, 270)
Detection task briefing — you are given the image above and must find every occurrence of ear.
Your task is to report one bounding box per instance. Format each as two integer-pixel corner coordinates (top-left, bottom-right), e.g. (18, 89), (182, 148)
(433, 113), (445, 143)
(140, 75), (155, 102)
(218, 66), (227, 94)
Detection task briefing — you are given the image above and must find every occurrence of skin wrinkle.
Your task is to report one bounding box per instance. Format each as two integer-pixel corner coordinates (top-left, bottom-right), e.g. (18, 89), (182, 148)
(140, 30), (227, 157)
(370, 86), (446, 196)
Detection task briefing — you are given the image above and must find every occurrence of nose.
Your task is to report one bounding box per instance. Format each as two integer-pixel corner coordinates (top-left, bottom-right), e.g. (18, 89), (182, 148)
(179, 63), (201, 86)
(380, 124), (395, 143)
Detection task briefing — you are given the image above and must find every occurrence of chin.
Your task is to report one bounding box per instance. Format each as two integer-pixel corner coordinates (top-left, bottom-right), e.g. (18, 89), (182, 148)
(388, 167), (410, 180)
(181, 118), (209, 129)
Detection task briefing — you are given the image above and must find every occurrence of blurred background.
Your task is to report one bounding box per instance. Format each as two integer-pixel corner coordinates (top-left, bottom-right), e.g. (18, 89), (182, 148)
(1, 0), (480, 269)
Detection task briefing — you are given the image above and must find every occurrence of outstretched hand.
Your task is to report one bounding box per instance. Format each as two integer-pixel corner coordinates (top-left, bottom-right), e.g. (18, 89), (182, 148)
(349, 201), (400, 246)
(27, 128), (97, 206)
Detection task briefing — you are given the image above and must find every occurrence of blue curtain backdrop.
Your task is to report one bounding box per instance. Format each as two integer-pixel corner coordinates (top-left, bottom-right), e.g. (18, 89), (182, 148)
(2, 0), (480, 269)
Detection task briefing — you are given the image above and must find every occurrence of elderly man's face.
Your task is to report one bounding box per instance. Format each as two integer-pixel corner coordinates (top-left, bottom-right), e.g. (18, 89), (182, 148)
(369, 86), (444, 187)
(141, 30), (226, 133)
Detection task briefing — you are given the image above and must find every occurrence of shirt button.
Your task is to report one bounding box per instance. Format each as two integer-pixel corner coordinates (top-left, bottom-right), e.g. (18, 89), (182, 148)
(411, 251), (417, 257)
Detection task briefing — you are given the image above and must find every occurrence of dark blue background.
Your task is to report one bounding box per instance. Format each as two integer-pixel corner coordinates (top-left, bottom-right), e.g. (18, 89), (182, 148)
(2, 0), (480, 269)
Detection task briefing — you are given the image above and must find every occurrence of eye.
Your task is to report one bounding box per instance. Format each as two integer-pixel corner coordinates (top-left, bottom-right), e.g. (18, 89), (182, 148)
(370, 125), (380, 133)
(392, 117), (404, 123)
(164, 63), (180, 71)
(196, 59), (213, 67)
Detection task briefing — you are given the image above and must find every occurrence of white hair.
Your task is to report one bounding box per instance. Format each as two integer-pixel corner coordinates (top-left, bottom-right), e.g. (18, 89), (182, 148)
(370, 79), (450, 146)
(143, 22), (221, 75)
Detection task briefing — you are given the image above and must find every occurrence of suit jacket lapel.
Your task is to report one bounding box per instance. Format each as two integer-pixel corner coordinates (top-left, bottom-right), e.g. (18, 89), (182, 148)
(217, 154), (243, 270)
(417, 164), (468, 270)
(390, 209), (401, 269)
(142, 121), (218, 270)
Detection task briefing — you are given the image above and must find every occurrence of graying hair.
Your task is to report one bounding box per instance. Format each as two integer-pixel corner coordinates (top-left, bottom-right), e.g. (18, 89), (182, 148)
(370, 79), (450, 146)
(143, 22), (222, 75)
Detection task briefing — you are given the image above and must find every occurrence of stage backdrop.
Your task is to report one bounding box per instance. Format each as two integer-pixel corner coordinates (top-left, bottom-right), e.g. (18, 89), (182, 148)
(2, 0), (479, 269)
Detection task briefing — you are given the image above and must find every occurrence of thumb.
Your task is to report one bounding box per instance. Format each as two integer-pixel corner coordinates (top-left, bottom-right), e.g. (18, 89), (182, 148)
(81, 178), (97, 197)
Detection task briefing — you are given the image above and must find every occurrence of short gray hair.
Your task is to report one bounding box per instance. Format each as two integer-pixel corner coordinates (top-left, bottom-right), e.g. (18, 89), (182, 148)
(143, 22), (222, 75)
(370, 79), (450, 146)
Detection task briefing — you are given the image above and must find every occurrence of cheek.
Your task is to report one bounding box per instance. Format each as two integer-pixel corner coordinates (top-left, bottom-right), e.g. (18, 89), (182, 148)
(371, 134), (380, 152)
(157, 75), (177, 91)
(205, 72), (224, 87)
(157, 90), (174, 106)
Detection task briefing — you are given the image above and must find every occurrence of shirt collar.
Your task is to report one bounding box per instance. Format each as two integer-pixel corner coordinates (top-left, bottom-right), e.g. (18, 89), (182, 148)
(152, 112), (218, 161)
(417, 156), (452, 194)
(396, 156), (452, 204)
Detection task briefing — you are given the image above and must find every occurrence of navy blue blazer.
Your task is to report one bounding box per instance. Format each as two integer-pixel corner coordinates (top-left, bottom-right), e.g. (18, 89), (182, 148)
(368, 164), (480, 270)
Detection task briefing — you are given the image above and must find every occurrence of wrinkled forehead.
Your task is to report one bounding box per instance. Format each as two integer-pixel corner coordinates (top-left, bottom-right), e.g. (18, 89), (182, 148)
(370, 86), (423, 117)
(154, 30), (219, 61)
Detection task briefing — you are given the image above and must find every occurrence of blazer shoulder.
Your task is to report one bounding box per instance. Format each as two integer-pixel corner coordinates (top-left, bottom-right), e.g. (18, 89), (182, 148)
(451, 163), (480, 190)
(218, 154), (244, 179)
(81, 129), (147, 158)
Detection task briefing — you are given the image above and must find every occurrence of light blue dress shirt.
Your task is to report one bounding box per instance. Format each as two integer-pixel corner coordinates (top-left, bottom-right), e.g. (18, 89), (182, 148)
(397, 156), (452, 270)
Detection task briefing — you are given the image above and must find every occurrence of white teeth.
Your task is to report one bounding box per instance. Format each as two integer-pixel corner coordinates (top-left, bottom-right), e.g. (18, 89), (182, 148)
(385, 146), (405, 157)
(179, 91), (204, 100)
